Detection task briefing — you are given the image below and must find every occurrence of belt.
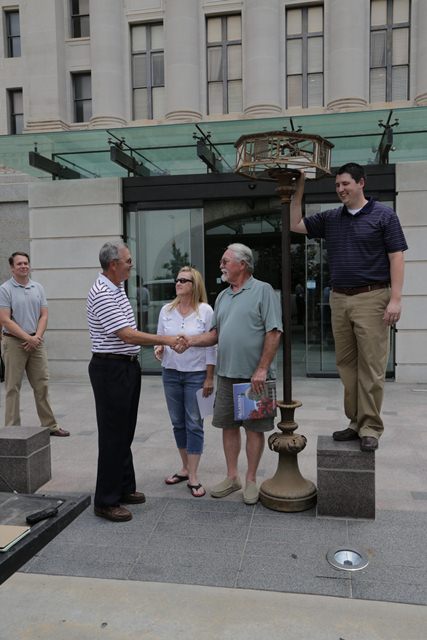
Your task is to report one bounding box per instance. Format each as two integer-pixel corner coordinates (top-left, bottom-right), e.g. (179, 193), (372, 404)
(92, 352), (139, 362)
(3, 332), (36, 337)
(332, 282), (389, 296)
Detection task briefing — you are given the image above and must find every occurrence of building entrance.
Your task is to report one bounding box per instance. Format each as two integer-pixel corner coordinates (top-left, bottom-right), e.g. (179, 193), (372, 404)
(123, 168), (396, 378)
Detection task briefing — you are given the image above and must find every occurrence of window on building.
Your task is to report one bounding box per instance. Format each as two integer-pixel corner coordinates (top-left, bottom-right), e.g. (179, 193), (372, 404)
(8, 89), (23, 134)
(206, 14), (242, 114)
(131, 23), (165, 120)
(72, 73), (92, 122)
(370, 0), (410, 102)
(5, 9), (21, 57)
(71, 0), (90, 38)
(286, 5), (324, 108)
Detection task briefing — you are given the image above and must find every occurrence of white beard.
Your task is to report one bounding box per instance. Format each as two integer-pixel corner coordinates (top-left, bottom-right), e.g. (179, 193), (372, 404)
(221, 272), (229, 282)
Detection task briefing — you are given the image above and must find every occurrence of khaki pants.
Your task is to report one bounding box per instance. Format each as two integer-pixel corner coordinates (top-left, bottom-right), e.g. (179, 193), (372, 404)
(1, 335), (58, 431)
(330, 288), (390, 438)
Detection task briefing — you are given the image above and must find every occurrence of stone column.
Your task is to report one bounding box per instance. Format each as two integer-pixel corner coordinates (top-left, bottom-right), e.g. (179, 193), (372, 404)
(326, 0), (369, 111)
(414, 0), (427, 105)
(89, 0), (127, 127)
(244, 0), (282, 117)
(164, 0), (201, 122)
(21, 0), (69, 131)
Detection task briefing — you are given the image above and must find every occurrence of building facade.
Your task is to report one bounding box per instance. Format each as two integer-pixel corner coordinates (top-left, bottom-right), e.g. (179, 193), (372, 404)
(0, 0), (426, 383)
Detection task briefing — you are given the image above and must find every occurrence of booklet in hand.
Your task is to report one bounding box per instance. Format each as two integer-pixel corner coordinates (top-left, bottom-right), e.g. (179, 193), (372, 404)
(233, 380), (277, 420)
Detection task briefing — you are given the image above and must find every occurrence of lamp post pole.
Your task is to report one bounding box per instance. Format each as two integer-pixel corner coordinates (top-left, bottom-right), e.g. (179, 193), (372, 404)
(279, 177), (293, 404)
(258, 171), (317, 512)
(234, 130), (333, 512)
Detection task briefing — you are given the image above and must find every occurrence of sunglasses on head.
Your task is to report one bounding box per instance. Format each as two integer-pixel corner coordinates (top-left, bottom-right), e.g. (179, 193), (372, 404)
(175, 277), (193, 284)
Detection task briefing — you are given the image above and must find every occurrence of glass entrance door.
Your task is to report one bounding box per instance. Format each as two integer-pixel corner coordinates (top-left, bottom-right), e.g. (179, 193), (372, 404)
(126, 206), (204, 372)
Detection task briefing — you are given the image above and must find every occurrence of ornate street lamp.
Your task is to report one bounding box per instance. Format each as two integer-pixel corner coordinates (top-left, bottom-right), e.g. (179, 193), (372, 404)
(235, 130), (333, 512)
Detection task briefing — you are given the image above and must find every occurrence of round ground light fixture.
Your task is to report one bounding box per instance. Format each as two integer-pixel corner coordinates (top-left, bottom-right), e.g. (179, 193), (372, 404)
(326, 547), (369, 572)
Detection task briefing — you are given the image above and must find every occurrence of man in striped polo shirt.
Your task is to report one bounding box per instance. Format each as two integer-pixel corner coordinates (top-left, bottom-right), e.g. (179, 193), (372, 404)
(291, 163), (407, 452)
(87, 241), (181, 522)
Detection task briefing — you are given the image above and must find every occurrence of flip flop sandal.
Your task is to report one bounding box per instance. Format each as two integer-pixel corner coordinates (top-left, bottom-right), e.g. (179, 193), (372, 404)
(165, 473), (189, 485)
(187, 483), (206, 498)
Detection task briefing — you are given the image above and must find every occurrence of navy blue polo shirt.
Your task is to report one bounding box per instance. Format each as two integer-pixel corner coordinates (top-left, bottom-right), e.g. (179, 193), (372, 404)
(304, 198), (408, 288)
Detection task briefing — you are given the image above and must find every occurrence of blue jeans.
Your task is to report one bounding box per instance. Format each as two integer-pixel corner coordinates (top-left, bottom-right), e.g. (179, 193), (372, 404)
(162, 368), (206, 455)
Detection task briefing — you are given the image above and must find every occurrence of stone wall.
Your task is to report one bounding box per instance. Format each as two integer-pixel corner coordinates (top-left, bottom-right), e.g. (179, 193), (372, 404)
(395, 162), (427, 382)
(28, 177), (123, 379)
(0, 174), (35, 282)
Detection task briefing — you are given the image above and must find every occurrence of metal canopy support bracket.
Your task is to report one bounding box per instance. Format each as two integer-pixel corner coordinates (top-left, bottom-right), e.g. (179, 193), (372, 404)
(196, 139), (223, 173)
(194, 124), (224, 174)
(28, 151), (82, 180)
(375, 110), (399, 165)
(110, 144), (150, 177)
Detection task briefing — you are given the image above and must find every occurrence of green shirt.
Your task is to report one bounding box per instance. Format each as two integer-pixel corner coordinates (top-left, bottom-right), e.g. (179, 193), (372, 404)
(211, 276), (282, 379)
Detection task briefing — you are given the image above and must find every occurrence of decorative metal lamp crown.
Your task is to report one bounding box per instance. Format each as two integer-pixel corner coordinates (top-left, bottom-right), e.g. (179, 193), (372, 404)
(235, 130), (334, 180)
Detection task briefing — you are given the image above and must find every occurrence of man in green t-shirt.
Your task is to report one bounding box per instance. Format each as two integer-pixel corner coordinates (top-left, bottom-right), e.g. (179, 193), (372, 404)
(185, 243), (282, 504)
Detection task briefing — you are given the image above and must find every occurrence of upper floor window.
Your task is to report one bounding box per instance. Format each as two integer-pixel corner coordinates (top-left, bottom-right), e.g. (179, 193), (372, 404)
(71, 0), (90, 38)
(370, 0), (410, 102)
(8, 89), (23, 134)
(131, 23), (165, 120)
(286, 5), (324, 108)
(72, 73), (92, 122)
(5, 10), (20, 57)
(206, 14), (242, 114)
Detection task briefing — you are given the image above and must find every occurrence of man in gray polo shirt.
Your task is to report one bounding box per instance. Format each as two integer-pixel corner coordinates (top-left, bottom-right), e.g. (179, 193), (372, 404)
(185, 243), (282, 504)
(0, 252), (69, 436)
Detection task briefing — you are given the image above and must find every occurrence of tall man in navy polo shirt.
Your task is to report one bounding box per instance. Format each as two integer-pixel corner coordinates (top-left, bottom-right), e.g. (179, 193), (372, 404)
(87, 241), (181, 522)
(291, 163), (407, 452)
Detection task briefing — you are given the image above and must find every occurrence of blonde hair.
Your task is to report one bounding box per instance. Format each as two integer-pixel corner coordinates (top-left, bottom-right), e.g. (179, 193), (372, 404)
(168, 266), (208, 311)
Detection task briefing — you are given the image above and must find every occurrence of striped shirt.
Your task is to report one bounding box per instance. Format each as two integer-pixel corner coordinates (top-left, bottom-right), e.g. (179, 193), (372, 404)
(87, 274), (140, 355)
(304, 198), (408, 288)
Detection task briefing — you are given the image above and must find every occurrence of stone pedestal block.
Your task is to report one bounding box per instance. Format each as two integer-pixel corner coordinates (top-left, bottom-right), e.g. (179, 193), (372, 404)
(0, 427), (51, 493)
(317, 435), (375, 519)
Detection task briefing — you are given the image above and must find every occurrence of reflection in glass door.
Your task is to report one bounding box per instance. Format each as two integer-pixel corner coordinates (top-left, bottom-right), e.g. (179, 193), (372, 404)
(305, 234), (336, 375)
(126, 206), (204, 372)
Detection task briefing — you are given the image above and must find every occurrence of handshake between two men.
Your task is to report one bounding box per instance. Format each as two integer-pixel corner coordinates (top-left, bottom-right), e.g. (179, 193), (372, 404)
(155, 334), (198, 357)
(173, 334), (191, 353)
(154, 330), (218, 361)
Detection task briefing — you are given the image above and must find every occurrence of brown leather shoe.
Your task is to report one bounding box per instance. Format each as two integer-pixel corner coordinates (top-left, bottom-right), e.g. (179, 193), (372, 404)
(360, 436), (378, 452)
(332, 427), (359, 441)
(94, 505), (132, 522)
(50, 427), (70, 437)
(120, 491), (146, 504)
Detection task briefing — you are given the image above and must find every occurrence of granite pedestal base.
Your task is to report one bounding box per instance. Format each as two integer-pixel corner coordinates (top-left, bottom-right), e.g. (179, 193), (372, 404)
(317, 435), (375, 519)
(0, 427), (51, 493)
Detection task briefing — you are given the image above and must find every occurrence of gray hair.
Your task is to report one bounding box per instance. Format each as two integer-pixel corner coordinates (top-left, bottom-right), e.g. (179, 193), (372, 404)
(99, 241), (128, 270)
(227, 243), (254, 273)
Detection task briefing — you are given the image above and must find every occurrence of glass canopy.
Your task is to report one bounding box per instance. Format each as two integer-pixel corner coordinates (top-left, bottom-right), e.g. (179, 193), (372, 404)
(0, 105), (425, 179)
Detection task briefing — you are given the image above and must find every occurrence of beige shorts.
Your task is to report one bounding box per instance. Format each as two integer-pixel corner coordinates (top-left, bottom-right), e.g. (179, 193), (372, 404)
(212, 376), (275, 433)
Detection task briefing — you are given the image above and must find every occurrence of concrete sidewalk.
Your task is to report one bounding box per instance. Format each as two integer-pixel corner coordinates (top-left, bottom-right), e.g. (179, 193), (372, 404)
(0, 374), (426, 639)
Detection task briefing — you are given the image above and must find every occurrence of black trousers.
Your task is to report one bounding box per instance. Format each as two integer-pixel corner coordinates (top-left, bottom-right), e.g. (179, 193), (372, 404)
(89, 356), (142, 508)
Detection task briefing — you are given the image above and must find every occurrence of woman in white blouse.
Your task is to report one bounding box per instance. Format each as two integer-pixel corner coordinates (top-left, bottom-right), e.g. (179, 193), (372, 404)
(155, 266), (216, 497)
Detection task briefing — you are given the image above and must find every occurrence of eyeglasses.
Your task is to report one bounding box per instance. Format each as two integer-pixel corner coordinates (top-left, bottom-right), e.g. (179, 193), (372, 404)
(175, 278), (193, 284)
(115, 258), (133, 265)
